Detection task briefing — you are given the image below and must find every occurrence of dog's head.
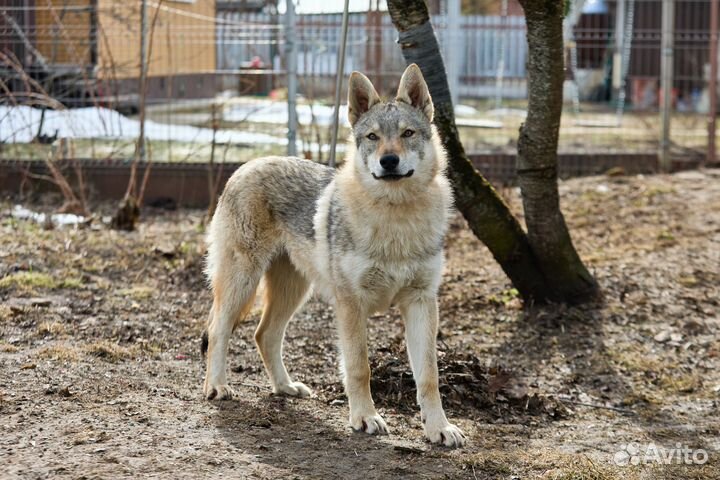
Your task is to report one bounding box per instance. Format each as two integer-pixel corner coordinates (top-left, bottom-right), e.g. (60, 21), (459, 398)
(347, 64), (443, 194)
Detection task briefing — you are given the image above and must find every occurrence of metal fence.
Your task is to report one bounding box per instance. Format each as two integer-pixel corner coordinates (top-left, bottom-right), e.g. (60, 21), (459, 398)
(0, 0), (718, 170)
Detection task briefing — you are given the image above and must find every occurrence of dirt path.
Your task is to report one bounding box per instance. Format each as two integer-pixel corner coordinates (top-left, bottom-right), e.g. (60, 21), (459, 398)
(1, 170), (719, 479)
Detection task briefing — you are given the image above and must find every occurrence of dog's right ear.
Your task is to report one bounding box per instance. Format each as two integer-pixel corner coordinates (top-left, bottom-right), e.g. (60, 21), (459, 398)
(348, 72), (381, 127)
(396, 64), (433, 122)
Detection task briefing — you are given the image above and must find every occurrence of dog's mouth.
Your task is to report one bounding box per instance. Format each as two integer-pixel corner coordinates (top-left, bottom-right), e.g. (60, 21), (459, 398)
(372, 170), (415, 181)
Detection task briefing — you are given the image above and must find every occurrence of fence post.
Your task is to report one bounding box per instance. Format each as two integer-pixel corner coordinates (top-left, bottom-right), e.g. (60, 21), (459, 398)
(659, 0), (674, 173)
(708, 0), (718, 168)
(446, 0), (460, 107)
(495, 0), (508, 109)
(285, 0), (298, 157)
(138, 0), (148, 163)
(612, 0), (626, 104)
(329, 0), (350, 168)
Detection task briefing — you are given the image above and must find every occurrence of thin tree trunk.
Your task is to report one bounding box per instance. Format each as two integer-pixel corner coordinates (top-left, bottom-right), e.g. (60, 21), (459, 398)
(517, 0), (599, 303)
(387, 0), (554, 304)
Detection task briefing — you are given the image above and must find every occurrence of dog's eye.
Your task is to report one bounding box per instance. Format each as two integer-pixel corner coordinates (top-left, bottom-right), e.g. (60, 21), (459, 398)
(366, 133), (378, 141)
(402, 129), (415, 138)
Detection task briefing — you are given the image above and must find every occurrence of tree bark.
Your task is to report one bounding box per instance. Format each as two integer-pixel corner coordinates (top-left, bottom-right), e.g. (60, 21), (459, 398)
(387, 0), (555, 304)
(517, 0), (600, 303)
(387, 0), (600, 305)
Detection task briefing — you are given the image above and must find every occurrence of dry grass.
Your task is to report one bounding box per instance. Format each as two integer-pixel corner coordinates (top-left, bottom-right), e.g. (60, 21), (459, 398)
(658, 372), (703, 395)
(37, 321), (66, 336)
(541, 457), (619, 480)
(609, 348), (666, 374)
(0, 271), (57, 290)
(465, 451), (633, 480)
(36, 341), (144, 363)
(83, 341), (135, 362)
(0, 271), (84, 292)
(0, 305), (13, 323)
(60, 276), (84, 289)
(117, 285), (155, 301)
(0, 343), (19, 353)
(37, 344), (81, 362)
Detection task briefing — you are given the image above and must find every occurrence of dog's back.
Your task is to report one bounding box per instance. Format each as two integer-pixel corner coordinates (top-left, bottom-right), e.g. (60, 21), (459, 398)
(205, 156), (333, 283)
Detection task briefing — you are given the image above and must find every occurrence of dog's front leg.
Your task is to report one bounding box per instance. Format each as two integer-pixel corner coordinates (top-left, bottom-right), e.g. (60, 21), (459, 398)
(335, 300), (388, 435)
(401, 295), (465, 448)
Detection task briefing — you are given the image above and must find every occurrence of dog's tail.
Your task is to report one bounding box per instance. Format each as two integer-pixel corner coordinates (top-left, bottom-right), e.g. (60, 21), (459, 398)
(201, 329), (209, 358)
(200, 305), (213, 358)
(200, 286), (257, 358)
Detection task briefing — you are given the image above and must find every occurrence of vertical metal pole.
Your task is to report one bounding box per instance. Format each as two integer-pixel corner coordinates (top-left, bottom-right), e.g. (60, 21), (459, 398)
(285, 0), (298, 157)
(89, 0), (98, 67)
(139, 0), (147, 163)
(708, 0), (718, 168)
(328, 0), (350, 168)
(495, 0), (508, 109)
(659, 0), (674, 172)
(612, 0), (626, 103)
(365, 1), (373, 85)
(446, 0), (460, 107)
(374, 2), (382, 93)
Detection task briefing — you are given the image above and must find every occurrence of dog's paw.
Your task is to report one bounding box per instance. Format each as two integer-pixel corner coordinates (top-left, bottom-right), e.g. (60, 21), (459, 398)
(273, 381), (313, 398)
(350, 412), (389, 435)
(204, 381), (235, 401)
(425, 422), (466, 448)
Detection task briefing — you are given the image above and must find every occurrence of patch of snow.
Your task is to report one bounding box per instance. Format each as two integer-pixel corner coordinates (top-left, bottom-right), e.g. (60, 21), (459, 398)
(455, 118), (504, 129)
(11, 205), (86, 227)
(454, 104), (480, 117)
(0, 106), (286, 145)
(224, 100), (349, 127)
(595, 184), (610, 194)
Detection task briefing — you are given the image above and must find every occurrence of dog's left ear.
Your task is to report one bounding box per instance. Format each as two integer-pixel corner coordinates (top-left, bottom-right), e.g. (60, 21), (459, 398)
(348, 71), (381, 127)
(396, 64), (433, 122)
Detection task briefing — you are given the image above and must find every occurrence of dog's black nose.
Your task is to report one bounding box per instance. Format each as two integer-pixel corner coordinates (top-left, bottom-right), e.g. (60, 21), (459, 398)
(379, 154), (400, 171)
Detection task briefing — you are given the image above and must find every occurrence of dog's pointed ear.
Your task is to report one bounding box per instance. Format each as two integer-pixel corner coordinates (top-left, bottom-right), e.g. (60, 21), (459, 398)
(396, 64), (433, 122)
(348, 71), (381, 127)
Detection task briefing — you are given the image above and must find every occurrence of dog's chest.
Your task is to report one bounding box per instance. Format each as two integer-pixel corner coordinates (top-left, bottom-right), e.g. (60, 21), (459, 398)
(363, 212), (444, 260)
(336, 250), (439, 312)
(340, 253), (410, 288)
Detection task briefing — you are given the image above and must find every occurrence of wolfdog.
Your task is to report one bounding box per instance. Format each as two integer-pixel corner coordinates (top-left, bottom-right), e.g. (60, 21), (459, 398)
(202, 64), (465, 447)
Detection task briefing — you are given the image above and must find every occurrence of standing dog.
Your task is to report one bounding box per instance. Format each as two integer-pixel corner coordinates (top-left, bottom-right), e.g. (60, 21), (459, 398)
(202, 64), (465, 447)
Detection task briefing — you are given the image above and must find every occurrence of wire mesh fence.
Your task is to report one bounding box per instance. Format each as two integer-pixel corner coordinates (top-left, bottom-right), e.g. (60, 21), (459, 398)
(0, 0), (718, 168)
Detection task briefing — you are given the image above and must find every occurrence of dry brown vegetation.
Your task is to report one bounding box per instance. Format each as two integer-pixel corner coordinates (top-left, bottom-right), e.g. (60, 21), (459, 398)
(1, 170), (719, 479)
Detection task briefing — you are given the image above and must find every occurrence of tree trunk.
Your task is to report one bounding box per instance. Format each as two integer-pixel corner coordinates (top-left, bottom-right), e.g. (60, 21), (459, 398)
(517, 0), (600, 303)
(387, 0), (600, 305)
(387, 0), (555, 304)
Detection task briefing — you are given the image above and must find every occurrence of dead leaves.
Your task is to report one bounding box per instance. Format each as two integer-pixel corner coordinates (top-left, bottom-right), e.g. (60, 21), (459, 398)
(366, 340), (568, 421)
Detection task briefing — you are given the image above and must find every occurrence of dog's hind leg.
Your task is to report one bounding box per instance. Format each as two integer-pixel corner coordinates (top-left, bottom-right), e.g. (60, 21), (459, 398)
(255, 253), (312, 397)
(204, 259), (260, 401)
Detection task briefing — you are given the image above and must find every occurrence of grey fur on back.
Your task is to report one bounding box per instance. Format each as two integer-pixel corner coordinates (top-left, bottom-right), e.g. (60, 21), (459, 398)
(326, 187), (354, 261)
(252, 157), (334, 239)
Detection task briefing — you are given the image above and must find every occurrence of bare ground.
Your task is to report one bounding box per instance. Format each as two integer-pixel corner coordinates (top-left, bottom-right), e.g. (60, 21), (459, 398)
(1, 170), (719, 479)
